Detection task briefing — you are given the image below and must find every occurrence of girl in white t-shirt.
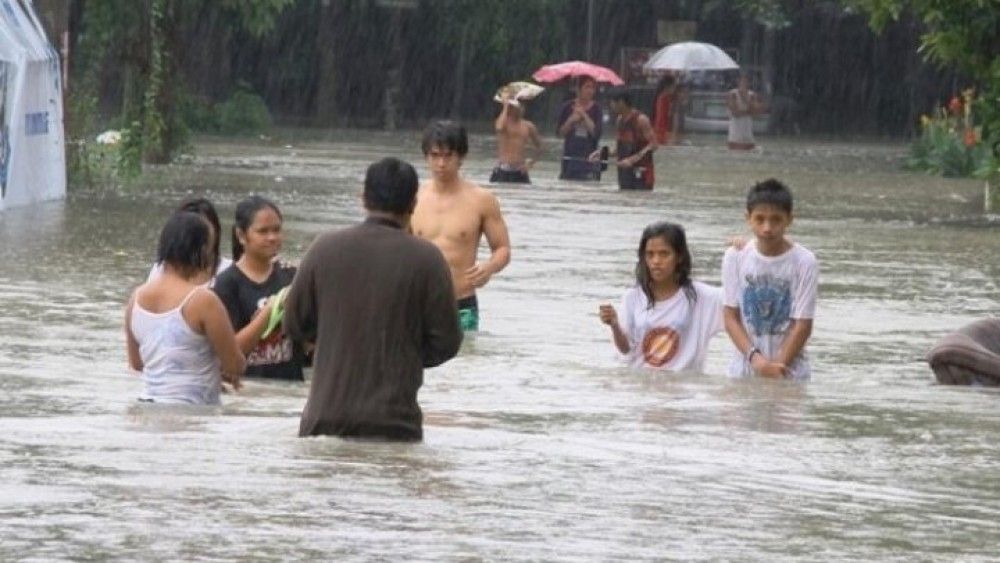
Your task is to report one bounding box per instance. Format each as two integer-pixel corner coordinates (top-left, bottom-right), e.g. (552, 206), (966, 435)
(599, 222), (724, 372)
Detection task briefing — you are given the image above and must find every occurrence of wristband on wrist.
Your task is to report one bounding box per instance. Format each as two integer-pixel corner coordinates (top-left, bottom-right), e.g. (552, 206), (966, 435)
(746, 347), (761, 363)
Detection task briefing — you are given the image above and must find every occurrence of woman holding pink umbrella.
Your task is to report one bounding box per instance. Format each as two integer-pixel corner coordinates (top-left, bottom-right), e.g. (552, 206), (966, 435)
(556, 76), (604, 181)
(533, 61), (624, 182)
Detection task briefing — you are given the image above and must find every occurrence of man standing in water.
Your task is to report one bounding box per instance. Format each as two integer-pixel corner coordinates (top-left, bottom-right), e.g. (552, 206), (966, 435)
(491, 93), (543, 184)
(726, 73), (763, 151)
(412, 120), (512, 331)
(284, 157), (462, 441)
(592, 90), (658, 190)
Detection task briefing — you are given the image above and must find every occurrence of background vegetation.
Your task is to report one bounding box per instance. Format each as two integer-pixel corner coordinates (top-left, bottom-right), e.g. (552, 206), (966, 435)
(60, 0), (997, 187)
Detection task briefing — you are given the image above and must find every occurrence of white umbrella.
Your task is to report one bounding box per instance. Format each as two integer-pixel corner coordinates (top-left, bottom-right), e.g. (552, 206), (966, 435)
(643, 41), (738, 72)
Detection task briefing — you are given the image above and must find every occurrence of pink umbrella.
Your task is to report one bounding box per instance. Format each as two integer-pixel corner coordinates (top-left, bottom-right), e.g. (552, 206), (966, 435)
(532, 60), (624, 86)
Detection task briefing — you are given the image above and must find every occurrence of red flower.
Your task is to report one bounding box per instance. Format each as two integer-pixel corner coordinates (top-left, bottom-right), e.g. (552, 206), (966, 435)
(948, 96), (963, 115)
(963, 128), (977, 147)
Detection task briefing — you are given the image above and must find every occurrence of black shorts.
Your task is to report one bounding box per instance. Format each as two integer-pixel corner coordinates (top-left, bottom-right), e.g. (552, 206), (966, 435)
(617, 166), (653, 190)
(490, 167), (531, 184)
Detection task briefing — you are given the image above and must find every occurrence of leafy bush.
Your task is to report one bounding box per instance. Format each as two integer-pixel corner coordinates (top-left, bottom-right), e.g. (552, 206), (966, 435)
(907, 89), (992, 178)
(179, 93), (220, 133)
(216, 88), (272, 134)
(182, 87), (271, 135)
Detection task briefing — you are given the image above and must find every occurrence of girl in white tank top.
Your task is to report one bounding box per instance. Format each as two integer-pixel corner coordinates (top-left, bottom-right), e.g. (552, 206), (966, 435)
(130, 287), (221, 405)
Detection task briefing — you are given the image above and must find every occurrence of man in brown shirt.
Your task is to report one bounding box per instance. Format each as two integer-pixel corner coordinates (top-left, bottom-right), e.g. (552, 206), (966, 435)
(284, 157), (463, 441)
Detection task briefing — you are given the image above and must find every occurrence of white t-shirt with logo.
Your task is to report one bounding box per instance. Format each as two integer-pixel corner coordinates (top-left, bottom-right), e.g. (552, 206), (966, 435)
(721, 241), (818, 380)
(616, 281), (724, 372)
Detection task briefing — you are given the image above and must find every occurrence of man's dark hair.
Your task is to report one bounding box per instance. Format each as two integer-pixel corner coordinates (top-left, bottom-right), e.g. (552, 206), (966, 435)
(157, 211), (213, 277)
(746, 178), (793, 213)
(364, 157), (419, 215)
(421, 120), (468, 157)
(609, 89), (633, 106)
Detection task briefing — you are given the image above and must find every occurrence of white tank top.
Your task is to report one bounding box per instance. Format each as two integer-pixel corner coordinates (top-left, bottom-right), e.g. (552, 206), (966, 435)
(130, 287), (222, 405)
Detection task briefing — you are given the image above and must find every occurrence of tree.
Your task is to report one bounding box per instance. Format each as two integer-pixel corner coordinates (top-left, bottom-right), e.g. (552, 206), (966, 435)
(844, 0), (1000, 156)
(70, 0), (293, 172)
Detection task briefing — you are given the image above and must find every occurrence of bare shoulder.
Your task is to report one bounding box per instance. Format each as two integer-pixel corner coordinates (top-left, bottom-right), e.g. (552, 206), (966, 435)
(465, 179), (501, 207)
(188, 285), (224, 312)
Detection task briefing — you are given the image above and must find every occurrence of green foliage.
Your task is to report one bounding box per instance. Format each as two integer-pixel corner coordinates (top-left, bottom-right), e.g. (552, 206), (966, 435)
(179, 87), (271, 135)
(844, 0), (1000, 173)
(414, 0), (571, 117)
(907, 91), (992, 177)
(117, 121), (145, 180)
(67, 0), (292, 189)
(705, 0), (793, 29)
(216, 88), (272, 135)
(217, 0), (295, 38)
(179, 94), (220, 133)
(142, 0), (172, 164)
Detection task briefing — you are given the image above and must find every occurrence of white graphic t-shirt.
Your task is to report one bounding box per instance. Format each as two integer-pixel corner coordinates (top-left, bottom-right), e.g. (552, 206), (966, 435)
(617, 281), (724, 372)
(721, 241), (818, 380)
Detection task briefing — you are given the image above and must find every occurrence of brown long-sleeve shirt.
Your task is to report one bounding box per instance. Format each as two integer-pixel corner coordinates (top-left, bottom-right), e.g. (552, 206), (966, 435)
(284, 217), (462, 441)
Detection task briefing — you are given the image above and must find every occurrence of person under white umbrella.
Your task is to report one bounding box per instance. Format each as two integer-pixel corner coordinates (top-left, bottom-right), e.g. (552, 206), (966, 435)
(642, 41), (739, 73)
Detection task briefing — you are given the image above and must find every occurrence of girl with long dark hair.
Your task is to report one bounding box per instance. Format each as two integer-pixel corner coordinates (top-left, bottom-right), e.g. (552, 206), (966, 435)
(212, 196), (306, 381)
(598, 222), (724, 372)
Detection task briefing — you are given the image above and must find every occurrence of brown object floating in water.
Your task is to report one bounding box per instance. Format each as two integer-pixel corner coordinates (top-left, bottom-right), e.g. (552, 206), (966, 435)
(927, 318), (1000, 385)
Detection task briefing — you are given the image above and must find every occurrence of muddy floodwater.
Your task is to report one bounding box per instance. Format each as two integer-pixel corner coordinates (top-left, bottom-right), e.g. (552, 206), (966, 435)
(1, 130), (998, 561)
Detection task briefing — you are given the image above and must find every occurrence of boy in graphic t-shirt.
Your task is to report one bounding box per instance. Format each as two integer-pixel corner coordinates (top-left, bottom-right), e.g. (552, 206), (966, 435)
(722, 178), (818, 380)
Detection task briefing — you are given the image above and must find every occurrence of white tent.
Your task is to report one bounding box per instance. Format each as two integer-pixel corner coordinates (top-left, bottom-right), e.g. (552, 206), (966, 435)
(0, 0), (65, 212)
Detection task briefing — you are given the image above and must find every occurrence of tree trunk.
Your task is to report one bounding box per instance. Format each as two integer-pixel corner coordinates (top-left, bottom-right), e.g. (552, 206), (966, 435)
(315, 0), (340, 126)
(761, 26), (775, 98)
(450, 25), (470, 119)
(739, 17), (755, 66)
(382, 7), (403, 130)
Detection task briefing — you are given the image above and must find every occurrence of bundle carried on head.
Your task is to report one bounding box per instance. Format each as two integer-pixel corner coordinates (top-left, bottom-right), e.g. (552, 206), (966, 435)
(493, 81), (545, 107)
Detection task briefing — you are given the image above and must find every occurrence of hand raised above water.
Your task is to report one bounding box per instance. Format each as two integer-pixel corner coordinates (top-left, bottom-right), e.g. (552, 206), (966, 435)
(598, 304), (619, 327)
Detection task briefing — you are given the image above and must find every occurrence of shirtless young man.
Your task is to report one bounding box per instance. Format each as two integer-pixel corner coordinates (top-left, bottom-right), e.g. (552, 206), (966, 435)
(411, 120), (512, 331)
(490, 94), (542, 184)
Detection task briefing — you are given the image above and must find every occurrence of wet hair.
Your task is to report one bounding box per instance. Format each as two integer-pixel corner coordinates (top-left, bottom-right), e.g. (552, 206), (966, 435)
(577, 76), (597, 90)
(609, 89), (633, 106)
(232, 195), (282, 262)
(157, 211), (213, 278)
(635, 221), (696, 307)
(421, 120), (468, 157)
(746, 178), (793, 214)
(364, 157), (419, 215)
(176, 197), (222, 273)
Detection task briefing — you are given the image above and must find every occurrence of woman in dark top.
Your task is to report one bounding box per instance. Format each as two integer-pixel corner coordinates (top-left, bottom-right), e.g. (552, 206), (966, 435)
(212, 196), (306, 381)
(557, 76), (603, 181)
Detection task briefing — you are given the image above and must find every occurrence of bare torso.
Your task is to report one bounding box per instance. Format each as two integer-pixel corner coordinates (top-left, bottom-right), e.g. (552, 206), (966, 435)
(497, 118), (536, 169)
(411, 179), (494, 299)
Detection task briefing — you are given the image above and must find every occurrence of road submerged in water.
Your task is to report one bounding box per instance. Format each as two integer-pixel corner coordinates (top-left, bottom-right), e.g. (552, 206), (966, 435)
(0, 131), (997, 560)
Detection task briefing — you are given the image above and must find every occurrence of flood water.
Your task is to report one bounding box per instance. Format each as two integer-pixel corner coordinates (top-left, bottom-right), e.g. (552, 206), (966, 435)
(1, 131), (998, 561)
